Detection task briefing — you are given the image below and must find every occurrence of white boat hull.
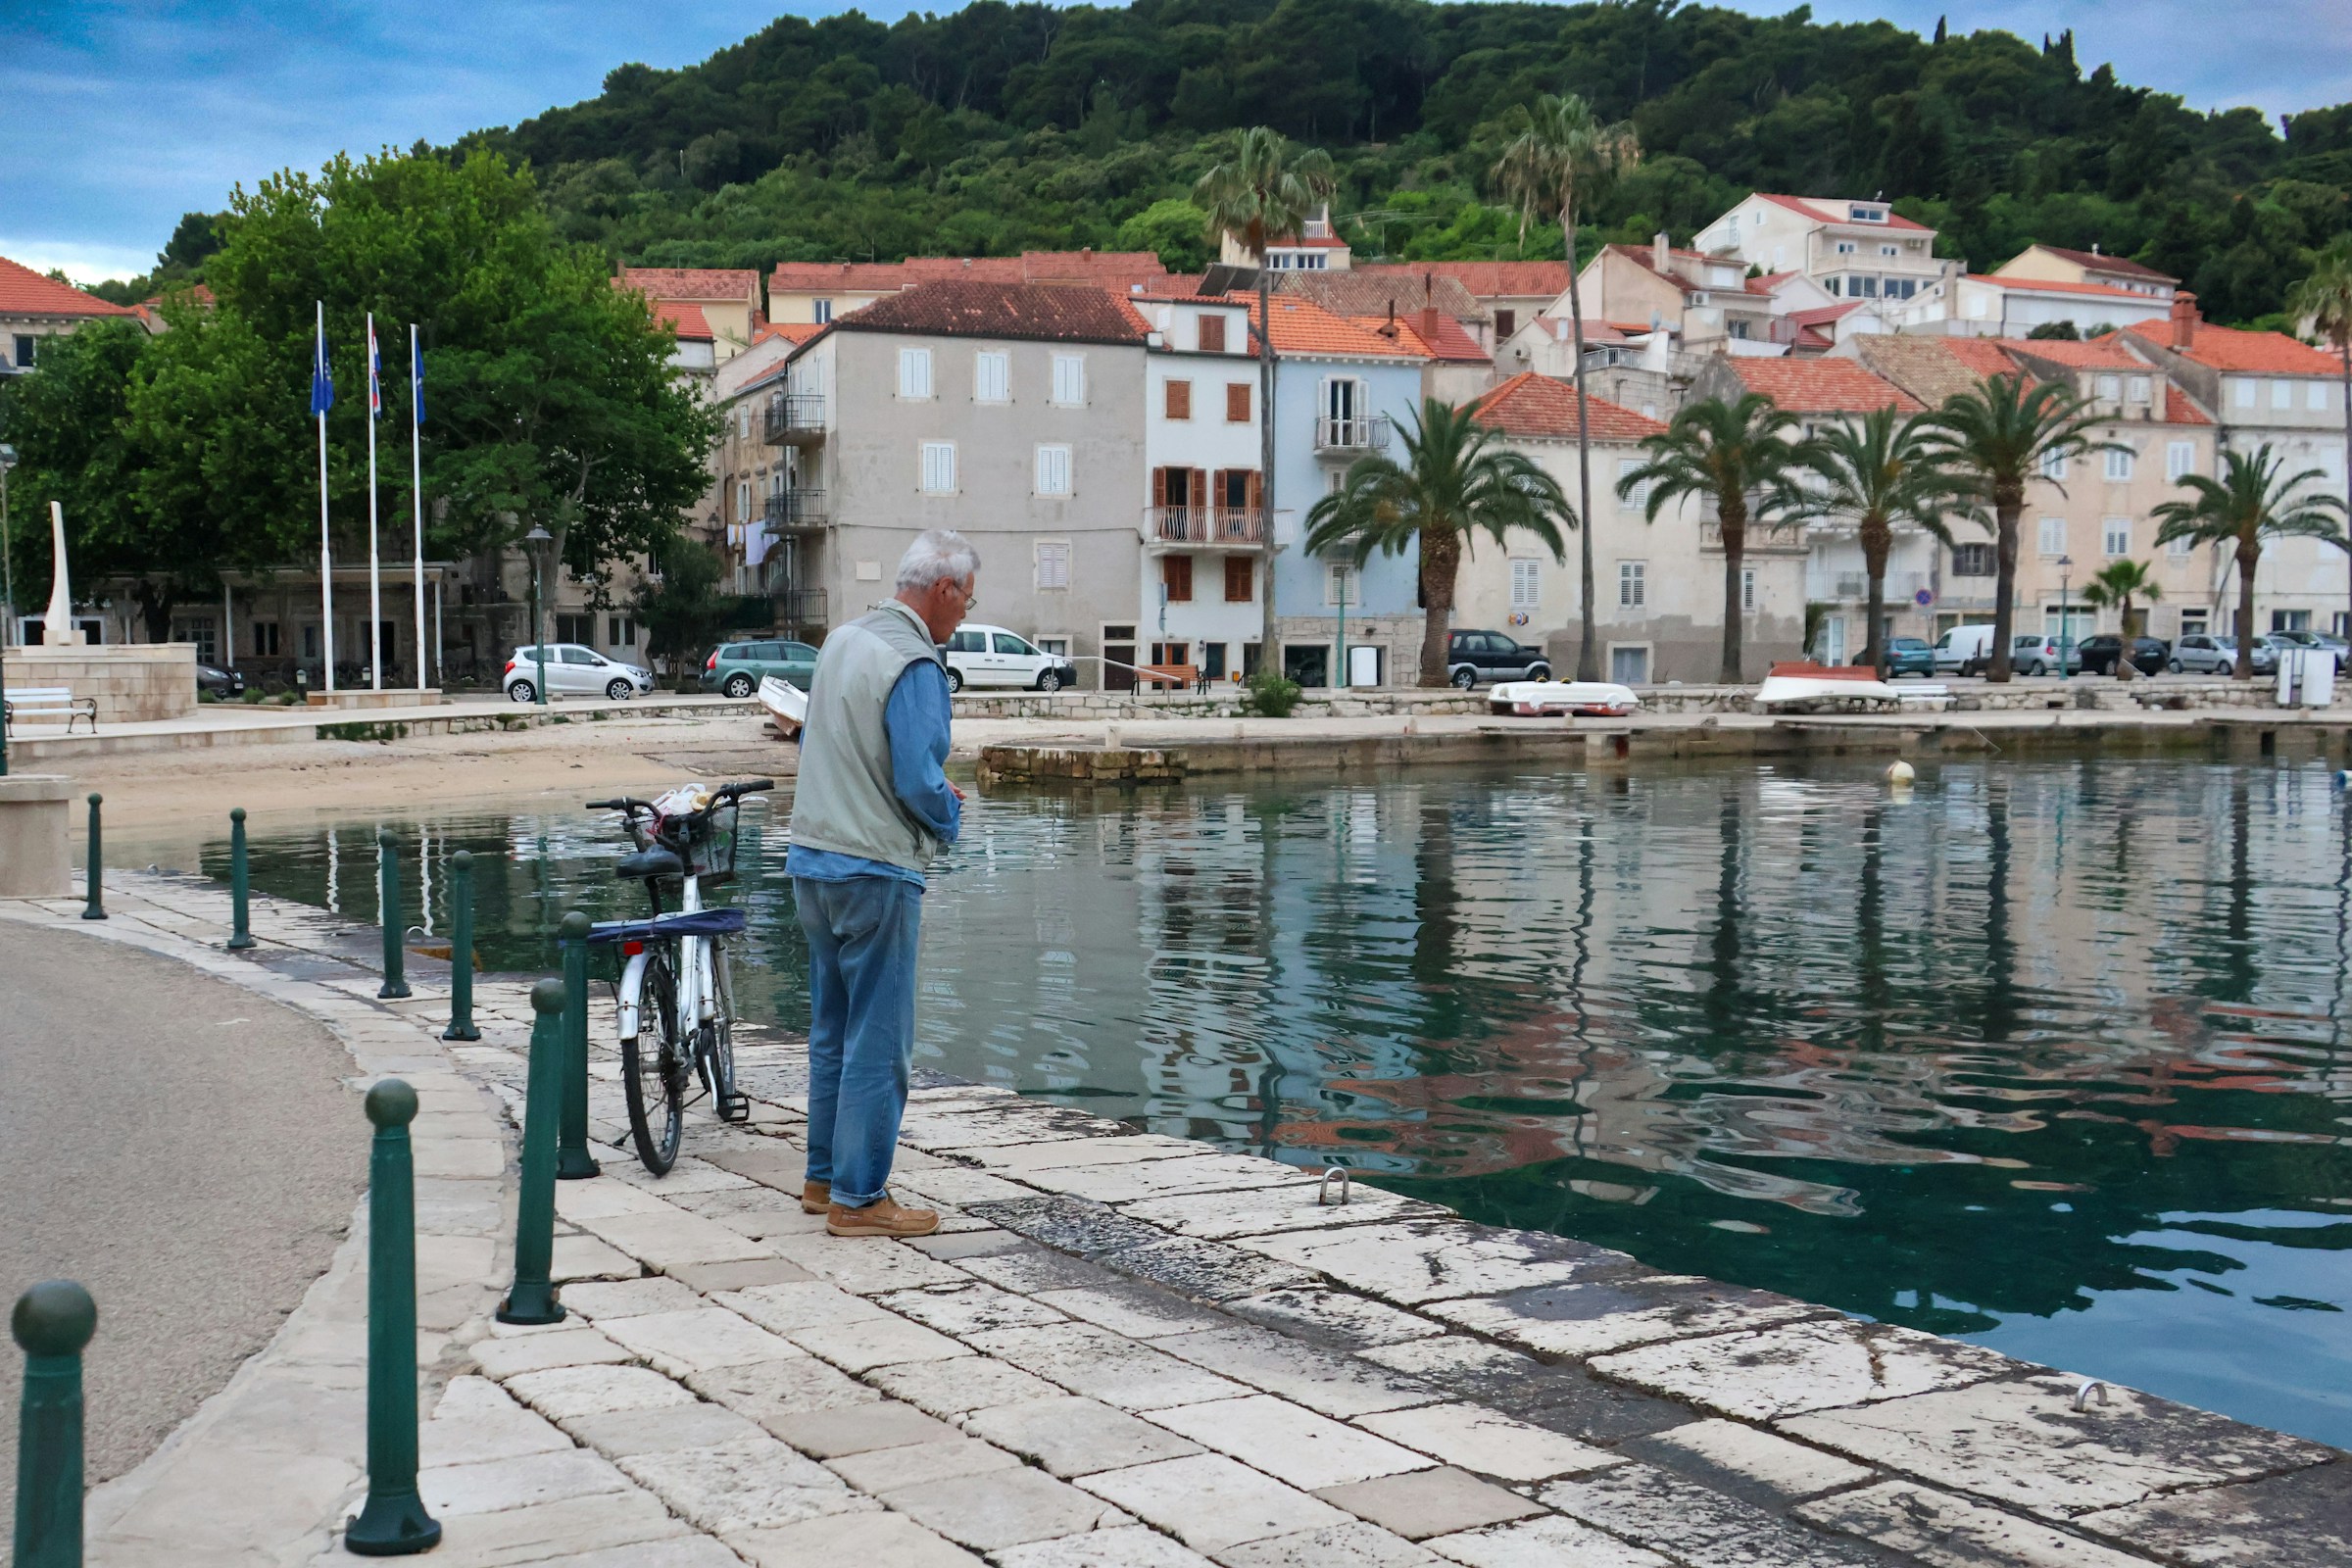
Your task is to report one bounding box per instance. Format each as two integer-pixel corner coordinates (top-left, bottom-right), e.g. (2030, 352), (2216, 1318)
(1490, 680), (1642, 717)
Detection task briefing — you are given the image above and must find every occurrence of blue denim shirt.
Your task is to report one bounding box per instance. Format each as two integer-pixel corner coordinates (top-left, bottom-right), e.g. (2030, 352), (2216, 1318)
(786, 660), (957, 889)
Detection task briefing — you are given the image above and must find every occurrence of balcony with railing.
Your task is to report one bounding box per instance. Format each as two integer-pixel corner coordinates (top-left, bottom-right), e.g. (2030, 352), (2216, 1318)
(1314, 415), (1392, 457)
(762, 488), (829, 531)
(764, 584), (828, 634)
(1698, 517), (1810, 557)
(762, 392), (825, 446)
(1146, 506), (1268, 547)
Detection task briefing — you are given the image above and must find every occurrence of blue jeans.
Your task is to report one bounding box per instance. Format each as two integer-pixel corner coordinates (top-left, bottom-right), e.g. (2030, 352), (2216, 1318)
(796, 875), (923, 1207)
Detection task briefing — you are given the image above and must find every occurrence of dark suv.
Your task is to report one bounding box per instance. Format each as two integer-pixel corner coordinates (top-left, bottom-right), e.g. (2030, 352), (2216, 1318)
(2077, 635), (2169, 676)
(1446, 629), (1550, 688)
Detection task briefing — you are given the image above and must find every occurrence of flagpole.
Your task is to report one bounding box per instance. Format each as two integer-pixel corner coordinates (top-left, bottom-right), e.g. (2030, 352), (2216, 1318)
(411, 323), (426, 693)
(367, 313), (382, 691)
(317, 301), (335, 695)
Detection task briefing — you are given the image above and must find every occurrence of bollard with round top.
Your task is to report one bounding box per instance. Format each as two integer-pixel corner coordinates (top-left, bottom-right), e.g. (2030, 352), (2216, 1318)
(226, 807), (257, 950)
(344, 1079), (441, 1555)
(13, 1279), (97, 1568)
(439, 851), (479, 1042)
(375, 829), (411, 1001)
(498, 979), (568, 1326)
(79, 792), (104, 920)
(556, 910), (600, 1181)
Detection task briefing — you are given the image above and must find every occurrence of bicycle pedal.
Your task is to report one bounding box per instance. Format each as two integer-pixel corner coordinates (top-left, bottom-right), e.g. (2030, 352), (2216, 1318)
(720, 1093), (752, 1124)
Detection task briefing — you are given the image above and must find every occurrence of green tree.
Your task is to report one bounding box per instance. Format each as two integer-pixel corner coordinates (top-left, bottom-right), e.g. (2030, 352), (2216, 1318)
(1493, 92), (1640, 682)
(2285, 235), (2352, 639)
(1195, 127), (1336, 659)
(1114, 198), (1215, 271)
(1920, 373), (2107, 681)
(1792, 407), (1972, 674)
(1303, 398), (1571, 687)
(1619, 394), (1815, 684)
(2079, 558), (2163, 648)
(2153, 447), (2347, 677)
(630, 537), (734, 679)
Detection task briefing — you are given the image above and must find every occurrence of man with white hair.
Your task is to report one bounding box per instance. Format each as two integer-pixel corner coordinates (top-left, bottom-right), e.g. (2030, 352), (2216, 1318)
(786, 528), (978, 1238)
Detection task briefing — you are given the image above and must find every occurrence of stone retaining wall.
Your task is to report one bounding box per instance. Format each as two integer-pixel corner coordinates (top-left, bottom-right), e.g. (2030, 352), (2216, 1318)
(9, 643), (198, 724)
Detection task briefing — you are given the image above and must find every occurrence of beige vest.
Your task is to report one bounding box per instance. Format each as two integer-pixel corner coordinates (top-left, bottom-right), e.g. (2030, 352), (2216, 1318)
(787, 600), (949, 872)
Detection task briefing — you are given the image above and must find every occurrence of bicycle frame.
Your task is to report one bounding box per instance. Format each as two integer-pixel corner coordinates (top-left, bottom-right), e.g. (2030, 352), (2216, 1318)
(615, 869), (734, 1054)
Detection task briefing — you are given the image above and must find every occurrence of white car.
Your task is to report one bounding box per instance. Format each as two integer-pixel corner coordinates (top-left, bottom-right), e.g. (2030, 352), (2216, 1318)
(941, 624), (1079, 693)
(505, 644), (656, 703)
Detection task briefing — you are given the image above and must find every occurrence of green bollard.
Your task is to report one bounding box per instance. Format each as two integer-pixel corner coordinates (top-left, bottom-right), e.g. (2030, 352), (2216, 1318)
(440, 851), (479, 1042)
(226, 807), (256, 951)
(556, 910), (601, 1181)
(376, 828), (411, 1001)
(79, 793), (104, 920)
(497, 979), (568, 1326)
(12, 1279), (97, 1568)
(343, 1080), (441, 1556)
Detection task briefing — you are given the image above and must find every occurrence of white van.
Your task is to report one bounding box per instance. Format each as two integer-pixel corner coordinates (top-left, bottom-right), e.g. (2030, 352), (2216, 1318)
(941, 624), (1081, 692)
(1932, 623), (1997, 676)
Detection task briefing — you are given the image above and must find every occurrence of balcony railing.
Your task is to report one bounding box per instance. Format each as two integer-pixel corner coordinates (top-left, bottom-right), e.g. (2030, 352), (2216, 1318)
(1314, 415), (1391, 456)
(762, 392), (825, 445)
(770, 586), (828, 633)
(1147, 506), (1268, 546)
(762, 488), (828, 531)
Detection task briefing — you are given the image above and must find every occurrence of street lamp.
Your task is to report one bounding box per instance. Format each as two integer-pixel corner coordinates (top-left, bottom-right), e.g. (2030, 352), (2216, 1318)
(523, 525), (554, 710)
(2056, 554), (2074, 681)
(0, 443), (12, 777)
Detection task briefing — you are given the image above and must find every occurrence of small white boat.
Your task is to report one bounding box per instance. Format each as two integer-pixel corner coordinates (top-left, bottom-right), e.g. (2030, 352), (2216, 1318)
(1753, 663), (1950, 710)
(1489, 680), (1642, 717)
(758, 675), (808, 737)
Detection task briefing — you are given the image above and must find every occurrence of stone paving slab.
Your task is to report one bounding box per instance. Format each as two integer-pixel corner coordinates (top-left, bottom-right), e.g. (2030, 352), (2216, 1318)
(38, 875), (2352, 1568)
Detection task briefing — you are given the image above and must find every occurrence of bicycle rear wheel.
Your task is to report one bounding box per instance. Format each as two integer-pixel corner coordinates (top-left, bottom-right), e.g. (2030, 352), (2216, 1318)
(702, 941), (748, 1123)
(621, 950), (687, 1173)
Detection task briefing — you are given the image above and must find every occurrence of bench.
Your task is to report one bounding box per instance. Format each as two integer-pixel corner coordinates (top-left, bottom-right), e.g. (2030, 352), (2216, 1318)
(1137, 664), (1201, 692)
(3, 687), (98, 734)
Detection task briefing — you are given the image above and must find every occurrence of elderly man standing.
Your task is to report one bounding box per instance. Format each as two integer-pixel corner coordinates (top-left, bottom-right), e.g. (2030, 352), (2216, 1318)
(787, 529), (977, 1238)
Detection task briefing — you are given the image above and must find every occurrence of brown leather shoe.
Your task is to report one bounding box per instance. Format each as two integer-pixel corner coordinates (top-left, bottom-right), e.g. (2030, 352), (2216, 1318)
(800, 1181), (831, 1215)
(826, 1196), (940, 1239)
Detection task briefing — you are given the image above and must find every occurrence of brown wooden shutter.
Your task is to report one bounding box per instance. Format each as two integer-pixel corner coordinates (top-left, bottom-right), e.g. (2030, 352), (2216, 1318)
(1200, 314), (1227, 353)
(1225, 556), (1254, 603)
(1166, 379), (1192, 419)
(1151, 466), (1168, 507)
(1226, 382), (1251, 422)
(1191, 468), (1207, 510)
(1163, 555), (1194, 603)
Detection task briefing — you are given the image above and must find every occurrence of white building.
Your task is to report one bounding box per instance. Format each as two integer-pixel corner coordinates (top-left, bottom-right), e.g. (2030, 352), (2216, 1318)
(1693, 194), (1957, 314)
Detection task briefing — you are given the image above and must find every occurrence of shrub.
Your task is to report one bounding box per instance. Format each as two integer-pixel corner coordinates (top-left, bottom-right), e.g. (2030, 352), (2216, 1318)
(1239, 671), (1302, 717)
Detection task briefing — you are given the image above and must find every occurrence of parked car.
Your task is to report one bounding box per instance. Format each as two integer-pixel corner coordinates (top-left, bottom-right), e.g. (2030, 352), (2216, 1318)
(703, 638), (819, 700)
(2269, 628), (2347, 671)
(941, 625), (1078, 692)
(1853, 637), (1936, 677)
(1446, 629), (1551, 689)
(2010, 634), (2082, 677)
(2075, 635), (2170, 677)
(2169, 634), (2276, 676)
(503, 644), (656, 703)
(195, 662), (246, 698)
(1931, 623), (1998, 676)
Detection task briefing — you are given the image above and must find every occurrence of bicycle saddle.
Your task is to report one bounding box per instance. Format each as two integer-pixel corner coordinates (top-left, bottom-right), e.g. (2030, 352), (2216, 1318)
(614, 846), (685, 880)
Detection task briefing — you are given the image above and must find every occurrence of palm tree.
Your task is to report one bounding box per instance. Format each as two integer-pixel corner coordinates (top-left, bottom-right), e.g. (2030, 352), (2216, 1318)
(2286, 235), (2352, 640)
(2079, 558), (2163, 646)
(1493, 93), (1640, 683)
(1196, 128), (1338, 662)
(2153, 446), (2347, 678)
(1303, 398), (1572, 687)
(1619, 393), (1814, 684)
(1791, 407), (1972, 675)
(1920, 373), (2107, 681)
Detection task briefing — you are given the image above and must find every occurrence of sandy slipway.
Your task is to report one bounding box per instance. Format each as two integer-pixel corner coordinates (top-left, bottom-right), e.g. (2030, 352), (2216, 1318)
(9, 870), (2347, 1568)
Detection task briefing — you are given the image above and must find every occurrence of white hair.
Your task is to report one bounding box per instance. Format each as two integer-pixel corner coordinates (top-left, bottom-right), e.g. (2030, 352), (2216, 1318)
(896, 528), (980, 593)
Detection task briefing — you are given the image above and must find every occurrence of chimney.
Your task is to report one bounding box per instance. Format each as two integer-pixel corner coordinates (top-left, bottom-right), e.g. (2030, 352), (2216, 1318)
(2090, 241), (2101, 256)
(2170, 290), (2200, 351)
(1653, 231), (1670, 271)
(1418, 305), (1443, 345)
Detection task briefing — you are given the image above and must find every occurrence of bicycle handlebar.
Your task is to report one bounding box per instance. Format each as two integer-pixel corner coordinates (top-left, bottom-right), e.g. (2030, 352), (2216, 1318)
(715, 778), (776, 797)
(586, 779), (771, 814)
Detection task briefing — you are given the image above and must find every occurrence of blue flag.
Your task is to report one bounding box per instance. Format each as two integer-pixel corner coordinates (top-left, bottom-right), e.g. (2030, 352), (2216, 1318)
(310, 304), (334, 416)
(411, 329), (425, 425)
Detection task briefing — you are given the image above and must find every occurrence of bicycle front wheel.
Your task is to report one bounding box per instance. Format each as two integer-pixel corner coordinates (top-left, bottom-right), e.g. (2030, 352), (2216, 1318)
(621, 950), (687, 1174)
(702, 941), (746, 1123)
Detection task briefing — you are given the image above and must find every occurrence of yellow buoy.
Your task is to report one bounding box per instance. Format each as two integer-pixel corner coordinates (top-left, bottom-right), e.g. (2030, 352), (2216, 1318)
(1886, 760), (1917, 785)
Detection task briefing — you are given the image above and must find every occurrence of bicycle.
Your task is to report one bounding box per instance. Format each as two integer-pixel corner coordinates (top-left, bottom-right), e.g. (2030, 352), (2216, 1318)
(585, 778), (774, 1174)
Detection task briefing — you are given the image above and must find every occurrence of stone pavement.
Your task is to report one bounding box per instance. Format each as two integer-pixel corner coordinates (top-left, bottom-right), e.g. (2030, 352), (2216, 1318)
(8, 872), (2347, 1568)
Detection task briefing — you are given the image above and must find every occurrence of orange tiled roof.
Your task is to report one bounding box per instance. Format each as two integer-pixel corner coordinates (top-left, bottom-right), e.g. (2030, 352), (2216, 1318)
(755, 320), (827, 345)
(0, 256), (134, 318)
(1993, 335), (2146, 369)
(652, 301), (712, 340)
(1728, 356), (1923, 414)
(2016, 245), (2176, 284)
(1384, 261), (1574, 299)
(1968, 273), (2165, 304)
(768, 252), (1162, 295)
(2124, 318), (2340, 375)
(1752, 193), (1933, 233)
(1465, 372), (1668, 442)
(618, 268), (759, 303)
(1350, 312), (1490, 363)
(831, 280), (1149, 345)
(1848, 335), (2023, 407)
(1224, 292), (1426, 360)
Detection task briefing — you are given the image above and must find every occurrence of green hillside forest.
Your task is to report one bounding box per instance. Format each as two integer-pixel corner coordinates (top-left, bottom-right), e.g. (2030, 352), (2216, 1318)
(126, 0), (2352, 325)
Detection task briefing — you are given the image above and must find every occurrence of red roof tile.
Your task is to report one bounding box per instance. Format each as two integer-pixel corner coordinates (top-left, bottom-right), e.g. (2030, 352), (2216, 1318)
(1751, 193), (1933, 233)
(1786, 302), (1864, 329)
(1222, 292), (1424, 360)
(618, 268), (759, 303)
(1349, 312), (1490, 363)
(1376, 261), (1573, 299)
(1991, 335), (2146, 369)
(0, 256), (134, 318)
(2015, 245), (2176, 284)
(831, 280), (1148, 345)
(2124, 318), (2340, 375)
(1727, 357), (1923, 414)
(755, 320), (826, 346)
(1465, 372), (1668, 442)
(1967, 273), (2166, 304)
(652, 301), (712, 340)
(768, 252), (1162, 295)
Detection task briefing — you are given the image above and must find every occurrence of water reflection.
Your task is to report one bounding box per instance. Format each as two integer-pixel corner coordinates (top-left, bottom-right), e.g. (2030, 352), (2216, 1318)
(203, 758), (2352, 1445)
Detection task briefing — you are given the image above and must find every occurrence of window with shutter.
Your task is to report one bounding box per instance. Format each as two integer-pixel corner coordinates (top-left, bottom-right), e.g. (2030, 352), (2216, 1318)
(1224, 557), (1254, 603)
(1166, 379), (1192, 419)
(1617, 458), (1647, 511)
(2103, 518), (2131, 556)
(920, 441), (956, 494)
(899, 348), (933, 399)
(1035, 541), (1071, 590)
(974, 351), (1008, 403)
(2105, 447), (2133, 481)
(2167, 441), (2194, 480)
(1199, 315), (1226, 352)
(2038, 449), (2067, 482)
(1035, 445), (1072, 496)
(2037, 516), (2065, 555)
(1509, 559), (1541, 611)
(1162, 555), (1194, 603)
(1226, 382), (1251, 422)
(1618, 562), (1645, 608)
(1052, 354), (1085, 406)
(1741, 567), (1756, 612)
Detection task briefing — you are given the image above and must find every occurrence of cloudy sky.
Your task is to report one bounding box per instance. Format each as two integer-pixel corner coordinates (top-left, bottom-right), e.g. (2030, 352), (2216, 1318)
(8, 0), (2348, 285)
